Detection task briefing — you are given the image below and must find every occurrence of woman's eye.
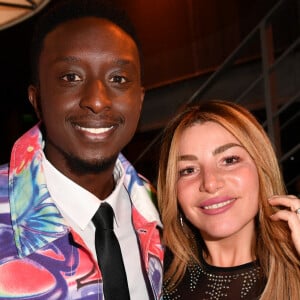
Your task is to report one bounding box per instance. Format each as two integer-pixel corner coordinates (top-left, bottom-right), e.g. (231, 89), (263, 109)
(179, 167), (196, 177)
(224, 155), (240, 165)
(110, 75), (127, 84)
(61, 73), (81, 82)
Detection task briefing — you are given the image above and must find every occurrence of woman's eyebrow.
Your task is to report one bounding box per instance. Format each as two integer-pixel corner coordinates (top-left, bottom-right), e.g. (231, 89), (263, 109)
(178, 143), (242, 161)
(212, 143), (242, 155)
(178, 154), (197, 161)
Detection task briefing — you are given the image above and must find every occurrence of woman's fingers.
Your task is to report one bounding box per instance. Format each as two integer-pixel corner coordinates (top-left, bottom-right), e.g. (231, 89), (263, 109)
(269, 195), (300, 254)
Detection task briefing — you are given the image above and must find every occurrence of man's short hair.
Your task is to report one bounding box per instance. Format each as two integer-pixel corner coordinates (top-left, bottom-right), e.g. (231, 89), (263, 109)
(30, 0), (142, 85)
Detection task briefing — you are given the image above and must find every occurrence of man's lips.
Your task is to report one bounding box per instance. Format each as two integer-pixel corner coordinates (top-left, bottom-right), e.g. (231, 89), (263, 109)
(69, 113), (123, 130)
(70, 114), (123, 137)
(71, 120), (120, 141)
(75, 124), (114, 134)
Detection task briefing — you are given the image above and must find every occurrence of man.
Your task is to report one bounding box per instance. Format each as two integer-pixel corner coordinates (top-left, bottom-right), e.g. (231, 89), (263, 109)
(0, 0), (163, 299)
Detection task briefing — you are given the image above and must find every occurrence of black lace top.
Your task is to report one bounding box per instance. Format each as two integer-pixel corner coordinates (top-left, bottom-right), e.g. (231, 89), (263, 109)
(162, 248), (266, 300)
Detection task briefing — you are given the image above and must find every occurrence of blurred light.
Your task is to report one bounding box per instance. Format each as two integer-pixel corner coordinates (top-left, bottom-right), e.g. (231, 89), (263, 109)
(0, 0), (50, 30)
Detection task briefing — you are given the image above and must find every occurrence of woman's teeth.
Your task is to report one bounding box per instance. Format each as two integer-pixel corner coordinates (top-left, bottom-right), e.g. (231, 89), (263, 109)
(203, 199), (235, 210)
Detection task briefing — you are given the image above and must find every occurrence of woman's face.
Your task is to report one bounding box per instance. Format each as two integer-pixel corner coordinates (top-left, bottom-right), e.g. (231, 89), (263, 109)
(177, 121), (259, 242)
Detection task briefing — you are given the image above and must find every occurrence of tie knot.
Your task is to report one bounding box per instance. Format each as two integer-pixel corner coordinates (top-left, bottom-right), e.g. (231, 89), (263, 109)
(93, 202), (114, 230)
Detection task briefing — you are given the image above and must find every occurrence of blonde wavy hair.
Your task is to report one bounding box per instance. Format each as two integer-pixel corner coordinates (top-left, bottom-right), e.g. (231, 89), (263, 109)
(157, 100), (300, 300)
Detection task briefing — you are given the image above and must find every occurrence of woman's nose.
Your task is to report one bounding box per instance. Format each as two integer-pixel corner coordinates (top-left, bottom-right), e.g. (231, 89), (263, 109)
(200, 168), (223, 193)
(80, 79), (111, 113)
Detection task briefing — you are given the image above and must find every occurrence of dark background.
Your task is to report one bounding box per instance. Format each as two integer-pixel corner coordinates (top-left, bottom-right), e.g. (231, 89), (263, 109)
(0, 0), (299, 192)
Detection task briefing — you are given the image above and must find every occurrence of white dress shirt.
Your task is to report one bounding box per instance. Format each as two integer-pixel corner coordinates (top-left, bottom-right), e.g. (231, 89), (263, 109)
(42, 155), (149, 300)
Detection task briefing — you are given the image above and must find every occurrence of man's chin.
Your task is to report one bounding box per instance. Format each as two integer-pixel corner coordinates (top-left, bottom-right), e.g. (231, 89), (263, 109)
(44, 138), (119, 175)
(65, 154), (118, 175)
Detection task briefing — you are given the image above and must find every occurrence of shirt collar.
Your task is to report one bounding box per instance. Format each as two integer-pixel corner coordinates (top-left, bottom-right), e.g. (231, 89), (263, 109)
(42, 155), (126, 231)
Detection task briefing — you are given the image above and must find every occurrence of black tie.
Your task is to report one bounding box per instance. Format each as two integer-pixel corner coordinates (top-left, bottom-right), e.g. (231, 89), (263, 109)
(92, 202), (130, 300)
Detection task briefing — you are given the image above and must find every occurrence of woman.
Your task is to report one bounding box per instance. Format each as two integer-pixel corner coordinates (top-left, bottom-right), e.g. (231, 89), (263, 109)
(158, 100), (300, 300)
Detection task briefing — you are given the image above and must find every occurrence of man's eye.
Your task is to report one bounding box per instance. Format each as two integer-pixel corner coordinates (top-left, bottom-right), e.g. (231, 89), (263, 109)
(61, 73), (81, 82)
(110, 75), (127, 84)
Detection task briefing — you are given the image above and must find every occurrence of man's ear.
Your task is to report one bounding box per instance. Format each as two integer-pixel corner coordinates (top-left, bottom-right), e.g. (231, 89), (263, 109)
(28, 85), (42, 120)
(139, 86), (145, 111)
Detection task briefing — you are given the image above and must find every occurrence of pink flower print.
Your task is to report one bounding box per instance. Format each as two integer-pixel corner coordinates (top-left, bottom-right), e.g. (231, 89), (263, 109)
(11, 129), (42, 175)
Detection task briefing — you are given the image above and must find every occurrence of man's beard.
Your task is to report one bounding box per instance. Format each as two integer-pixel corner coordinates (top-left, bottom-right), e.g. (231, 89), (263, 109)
(45, 136), (118, 175)
(64, 152), (118, 175)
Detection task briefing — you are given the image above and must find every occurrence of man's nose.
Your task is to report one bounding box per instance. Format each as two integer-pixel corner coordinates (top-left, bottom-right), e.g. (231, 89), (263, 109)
(80, 79), (112, 113)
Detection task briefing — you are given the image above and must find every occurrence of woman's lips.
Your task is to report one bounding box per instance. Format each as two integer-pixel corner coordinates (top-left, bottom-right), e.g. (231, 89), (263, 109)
(199, 197), (237, 215)
(202, 198), (236, 210)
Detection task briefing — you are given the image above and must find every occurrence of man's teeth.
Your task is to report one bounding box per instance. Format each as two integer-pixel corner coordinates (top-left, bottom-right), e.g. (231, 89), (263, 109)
(77, 126), (113, 134)
(203, 199), (234, 210)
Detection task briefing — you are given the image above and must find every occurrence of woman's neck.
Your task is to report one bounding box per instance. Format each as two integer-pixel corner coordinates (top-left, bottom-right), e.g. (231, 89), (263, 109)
(202, 227), (256, 267)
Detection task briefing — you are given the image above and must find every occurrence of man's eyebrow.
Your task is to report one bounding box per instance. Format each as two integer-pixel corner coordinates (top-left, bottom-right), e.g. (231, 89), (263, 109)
(212, 143), (242, 155)
(54, 56), (135, 67)
(114, 58), (134, 66)
(54, 56), (80, 63)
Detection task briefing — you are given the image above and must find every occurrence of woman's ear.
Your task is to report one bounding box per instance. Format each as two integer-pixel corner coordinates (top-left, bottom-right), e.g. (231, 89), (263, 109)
(28, 85), (42, 120)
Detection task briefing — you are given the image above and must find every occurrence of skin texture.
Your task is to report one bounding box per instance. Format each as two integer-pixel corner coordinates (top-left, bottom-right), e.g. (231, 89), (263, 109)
(28, 17), (144, 199)
(177, 121), (259, 266)
(269, 194), (300, 253)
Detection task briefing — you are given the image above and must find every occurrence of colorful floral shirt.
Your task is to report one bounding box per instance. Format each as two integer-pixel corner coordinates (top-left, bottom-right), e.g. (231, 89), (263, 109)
(0, 124), (164, 299)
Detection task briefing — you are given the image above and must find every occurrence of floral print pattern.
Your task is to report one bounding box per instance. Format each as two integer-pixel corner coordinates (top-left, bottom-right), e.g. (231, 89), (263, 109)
(0, 124), (164, 299)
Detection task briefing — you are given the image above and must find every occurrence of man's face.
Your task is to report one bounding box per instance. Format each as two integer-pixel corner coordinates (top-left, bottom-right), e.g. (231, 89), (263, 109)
(29, 17), (144, 173)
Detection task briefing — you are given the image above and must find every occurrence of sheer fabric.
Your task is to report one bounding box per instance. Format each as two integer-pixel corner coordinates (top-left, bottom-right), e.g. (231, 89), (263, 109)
(163, 248), (266, 300)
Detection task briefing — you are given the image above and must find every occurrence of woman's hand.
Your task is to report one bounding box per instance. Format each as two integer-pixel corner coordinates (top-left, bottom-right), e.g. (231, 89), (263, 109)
(269, 195), (300, 254)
